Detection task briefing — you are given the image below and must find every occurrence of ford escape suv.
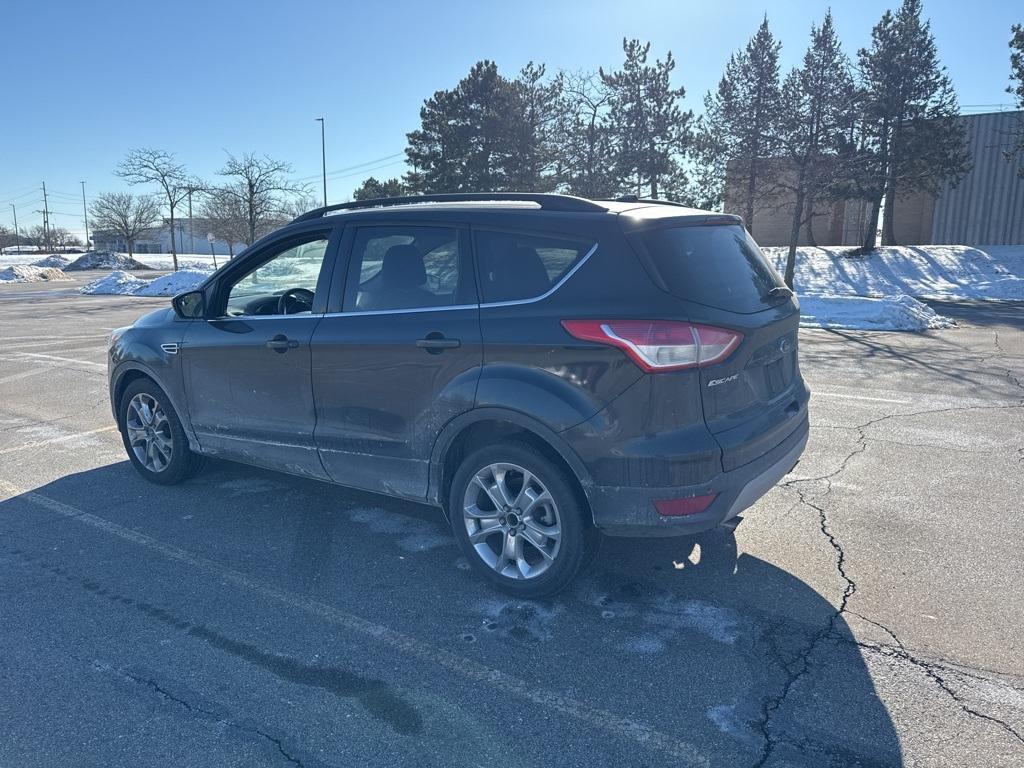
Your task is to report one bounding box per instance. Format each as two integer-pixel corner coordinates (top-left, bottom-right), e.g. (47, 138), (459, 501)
(107, 193), (809, 597)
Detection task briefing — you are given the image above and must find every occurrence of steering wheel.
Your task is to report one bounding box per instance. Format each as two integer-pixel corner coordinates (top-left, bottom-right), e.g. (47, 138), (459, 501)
(277, 287), (315, 315)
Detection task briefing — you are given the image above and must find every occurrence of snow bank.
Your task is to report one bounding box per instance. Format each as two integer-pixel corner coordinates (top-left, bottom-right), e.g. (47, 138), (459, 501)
(135, 269), (212, 297)
(798, 295), (956, 331)
(80, 271), (148, 295)
(65, 251), (152, 271)
(81, 268), (211, 297)
(762, 245), (1024, 301)
(0, 265), (71, 283)
(31, 254), (72, 268)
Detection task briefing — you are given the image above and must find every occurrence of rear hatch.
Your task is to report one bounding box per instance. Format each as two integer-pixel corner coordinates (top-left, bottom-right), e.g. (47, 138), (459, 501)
(634, 221), (808, 471)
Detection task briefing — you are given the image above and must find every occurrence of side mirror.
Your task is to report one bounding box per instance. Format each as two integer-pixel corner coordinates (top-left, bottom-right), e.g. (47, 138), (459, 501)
(172, 290), (205, 319)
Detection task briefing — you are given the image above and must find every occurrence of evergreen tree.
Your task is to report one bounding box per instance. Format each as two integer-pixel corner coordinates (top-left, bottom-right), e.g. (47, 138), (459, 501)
(352, 177), (407, 200)
(1009, 24), (1024, 176)
(506, 63), (564, 191)
(403, 61), (524, 193)
(600, 39), (691, 199)
(776, 12), (856, 287)
(701, 18), (782, 232)
(558, 71), (617, 198)
(857, 0), (970, 247)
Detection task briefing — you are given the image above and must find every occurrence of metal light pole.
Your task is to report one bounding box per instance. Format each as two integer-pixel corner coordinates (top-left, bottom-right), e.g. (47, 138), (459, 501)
(10, 204), (20, 254)
(80, 181), (90, 249)
(315, 117), (327, 205)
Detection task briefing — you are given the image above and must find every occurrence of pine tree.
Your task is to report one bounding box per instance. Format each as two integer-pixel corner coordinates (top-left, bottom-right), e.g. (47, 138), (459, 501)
(352, 177), (407, 200)
(701, 18), (782, 233)
(857, 0), (970, 247)
(600, 39), (691, 199)
(1009, 24), (1024, 176)
(506, 63), (564, 191)
(404, 61), (521, 193)
(776, 12), (857, 287)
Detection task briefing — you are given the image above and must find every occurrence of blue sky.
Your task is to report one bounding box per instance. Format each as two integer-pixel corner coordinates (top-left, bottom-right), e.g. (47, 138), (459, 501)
(2, 0), (1020, 238)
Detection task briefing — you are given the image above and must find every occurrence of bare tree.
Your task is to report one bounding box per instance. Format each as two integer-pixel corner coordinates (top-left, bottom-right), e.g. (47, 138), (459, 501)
(199, 185), (249, 256)
(217, 153), (302, 244)
(89, 192), (161, 257)
(277, 190), (321, 219)
(116, 148), (190, 270)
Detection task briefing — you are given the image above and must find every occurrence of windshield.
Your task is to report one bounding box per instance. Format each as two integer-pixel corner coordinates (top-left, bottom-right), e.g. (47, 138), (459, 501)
(640, 224), (786, 314)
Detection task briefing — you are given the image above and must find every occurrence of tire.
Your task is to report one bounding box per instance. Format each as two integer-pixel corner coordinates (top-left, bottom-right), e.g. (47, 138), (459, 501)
(448, 441), (594, 598)
(118, 378), (204, 485)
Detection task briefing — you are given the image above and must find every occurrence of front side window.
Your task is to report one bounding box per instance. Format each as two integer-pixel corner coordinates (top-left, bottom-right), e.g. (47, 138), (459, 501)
(474, 230), (594, 303)
(224, 236), (330, 316)
(345, 226), (464, 311)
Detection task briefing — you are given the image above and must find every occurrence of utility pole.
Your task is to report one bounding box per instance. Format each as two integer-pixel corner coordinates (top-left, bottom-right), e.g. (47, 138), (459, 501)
(41, 181), (51, 251)
(315, 117), (327, 205)
(188, 189), (195, 254)
(80, 181), (90, 249)
(10, 204), (20, 254)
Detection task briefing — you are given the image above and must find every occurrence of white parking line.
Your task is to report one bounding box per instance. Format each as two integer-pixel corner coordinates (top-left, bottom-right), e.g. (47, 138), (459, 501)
(0, 479), (707, 767)
(812, 391), (910, 404)
(0, 425), (118, 455)
(7, 352), (106, 371)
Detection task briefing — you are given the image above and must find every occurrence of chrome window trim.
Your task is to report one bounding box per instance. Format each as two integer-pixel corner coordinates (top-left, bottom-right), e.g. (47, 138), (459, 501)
(318, 242), (599, 318)
(478, 242), (597, 308)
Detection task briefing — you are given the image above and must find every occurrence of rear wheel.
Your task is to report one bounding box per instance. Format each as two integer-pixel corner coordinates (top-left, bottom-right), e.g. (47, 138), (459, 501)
(449, 442), (593, 597)
(119, 378), (204, 485)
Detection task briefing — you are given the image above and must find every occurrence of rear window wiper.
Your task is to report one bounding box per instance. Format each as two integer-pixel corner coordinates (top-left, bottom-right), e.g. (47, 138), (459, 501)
(765, 286), (794, 302)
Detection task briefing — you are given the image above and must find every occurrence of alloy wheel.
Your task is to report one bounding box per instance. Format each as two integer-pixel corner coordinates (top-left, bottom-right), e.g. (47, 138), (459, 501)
(462, 462), (562, 579)
(125, 392), (173, 473)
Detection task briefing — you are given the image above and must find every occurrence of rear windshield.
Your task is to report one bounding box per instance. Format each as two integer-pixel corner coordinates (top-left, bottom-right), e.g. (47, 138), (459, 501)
(639, 224), (785, 314)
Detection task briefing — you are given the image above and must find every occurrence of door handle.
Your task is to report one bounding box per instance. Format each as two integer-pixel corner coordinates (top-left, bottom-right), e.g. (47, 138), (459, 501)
(416, 333), (461, 352)
(266, 334), (299, 353)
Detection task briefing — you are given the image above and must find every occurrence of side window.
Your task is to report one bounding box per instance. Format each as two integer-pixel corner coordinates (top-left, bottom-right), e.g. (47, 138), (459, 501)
(345, 226), (464, 311)
(224, 236), (330, 316)
(475, 230), (594, 303)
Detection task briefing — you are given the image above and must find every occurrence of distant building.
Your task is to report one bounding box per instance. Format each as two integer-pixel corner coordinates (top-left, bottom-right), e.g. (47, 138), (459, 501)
(91, 218), (248, 256)
(724, 110), (1024, 246)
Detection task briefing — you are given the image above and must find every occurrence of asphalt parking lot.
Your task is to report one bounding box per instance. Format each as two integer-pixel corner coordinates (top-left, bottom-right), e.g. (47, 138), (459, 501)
(1, 274), (1022, 767)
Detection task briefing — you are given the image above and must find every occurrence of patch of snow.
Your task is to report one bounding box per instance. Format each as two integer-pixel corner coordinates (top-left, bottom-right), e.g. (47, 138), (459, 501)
(80, 271), (148, 295)
(65, 251), (152, 271)
(80, 268), (212, 297)
(621, 634), (667, 655)
(0, 265), (71, 283)
(134, 269), (212, 297)
(31, 254), (72, 268)
(798, 294), (956, 331)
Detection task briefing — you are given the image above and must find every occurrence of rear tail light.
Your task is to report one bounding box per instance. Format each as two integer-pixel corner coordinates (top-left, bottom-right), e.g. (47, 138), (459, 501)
(653, 493), (718, 517)
(561, 320), (742, 372)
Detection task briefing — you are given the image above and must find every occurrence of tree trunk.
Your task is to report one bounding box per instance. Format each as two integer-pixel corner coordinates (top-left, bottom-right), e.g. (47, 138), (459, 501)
(881, 175), (898, 246)
(804, 197), (818, 247)
(862, 195), (881, 252)
(127, 238), (134, 258)
(168, 207), (178, 272)
(784, 190), (804, 290)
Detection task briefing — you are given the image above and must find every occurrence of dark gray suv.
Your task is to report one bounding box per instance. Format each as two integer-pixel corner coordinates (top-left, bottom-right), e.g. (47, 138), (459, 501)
(107, 193), (809, 596)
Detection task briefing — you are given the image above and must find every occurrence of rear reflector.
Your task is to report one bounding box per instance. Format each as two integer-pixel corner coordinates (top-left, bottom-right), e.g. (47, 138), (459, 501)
(561, 319), (742, 372)
(653, 494), (718, 517)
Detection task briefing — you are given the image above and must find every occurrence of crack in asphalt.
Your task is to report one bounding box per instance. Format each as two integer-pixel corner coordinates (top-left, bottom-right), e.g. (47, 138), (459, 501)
(81, 657), (309, 767)
(751, 398), (1024, 766)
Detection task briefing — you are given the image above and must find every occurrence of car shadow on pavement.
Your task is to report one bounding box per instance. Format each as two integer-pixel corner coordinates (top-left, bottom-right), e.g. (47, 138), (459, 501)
(1, 459), (903, 767)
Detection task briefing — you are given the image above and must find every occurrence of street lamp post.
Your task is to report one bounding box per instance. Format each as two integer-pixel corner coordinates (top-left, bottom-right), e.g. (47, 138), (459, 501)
(10, 204), (20, 254)
(80, 181), (89, 249)
(315, 117), (327, 206)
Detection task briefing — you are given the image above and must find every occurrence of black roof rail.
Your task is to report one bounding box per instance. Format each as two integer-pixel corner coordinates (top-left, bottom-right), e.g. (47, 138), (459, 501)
(291, 192), (607, 222)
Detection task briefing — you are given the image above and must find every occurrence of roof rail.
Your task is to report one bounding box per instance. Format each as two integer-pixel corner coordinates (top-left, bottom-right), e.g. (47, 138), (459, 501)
(291, 192), (607, 222)
(607, 195), (689, 208)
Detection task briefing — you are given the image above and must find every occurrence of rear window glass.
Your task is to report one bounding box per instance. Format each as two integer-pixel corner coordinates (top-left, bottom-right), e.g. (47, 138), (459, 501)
(475, 230), (594, 303)
(640, 224), (785, 314)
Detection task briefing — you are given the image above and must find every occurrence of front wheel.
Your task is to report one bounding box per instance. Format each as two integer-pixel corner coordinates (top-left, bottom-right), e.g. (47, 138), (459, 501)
(449, 442), (594, 598)
(119, 378), (204, 485)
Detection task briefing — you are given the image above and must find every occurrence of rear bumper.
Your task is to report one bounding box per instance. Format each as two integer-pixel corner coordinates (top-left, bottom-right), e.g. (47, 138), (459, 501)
(586, 415), (808, 537)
